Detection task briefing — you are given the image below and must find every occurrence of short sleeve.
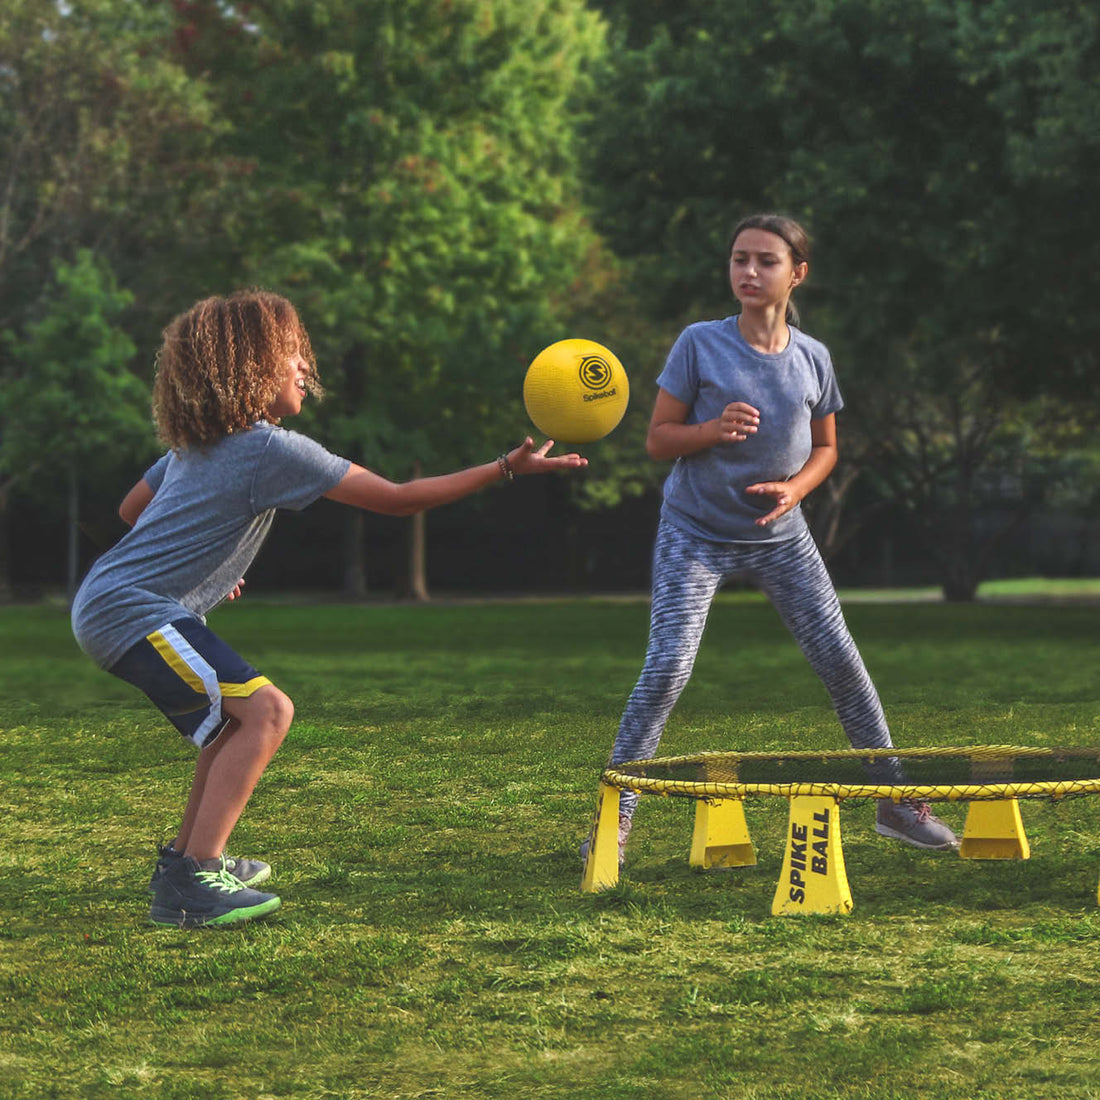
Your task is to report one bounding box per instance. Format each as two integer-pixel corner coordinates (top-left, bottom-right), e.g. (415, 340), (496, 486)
(810, 349), (844, 419)
(251, 429), (351, 512)
(655, 327), (699, 405)
(143, 453), (172, 492)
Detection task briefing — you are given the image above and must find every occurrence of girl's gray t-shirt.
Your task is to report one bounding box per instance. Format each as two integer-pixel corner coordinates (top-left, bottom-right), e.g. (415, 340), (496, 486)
(71, 423), (350, 668)
(657, 316), (844, 543)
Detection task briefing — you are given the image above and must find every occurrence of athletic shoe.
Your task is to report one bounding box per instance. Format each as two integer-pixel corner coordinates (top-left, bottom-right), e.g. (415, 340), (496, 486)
(579, 813), (634, 867)
(875, 799), (958, 851)
(148, 844), (271, 893)
(149, 855), (281, 929)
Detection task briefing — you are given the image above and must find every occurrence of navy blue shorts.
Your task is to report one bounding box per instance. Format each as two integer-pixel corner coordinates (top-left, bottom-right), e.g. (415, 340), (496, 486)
(109, 618), (271, 748)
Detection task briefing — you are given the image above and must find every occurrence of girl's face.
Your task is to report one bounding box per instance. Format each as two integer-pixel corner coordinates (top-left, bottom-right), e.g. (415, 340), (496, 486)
(268, 342), (313, 419)
(729, 228), (807, 311)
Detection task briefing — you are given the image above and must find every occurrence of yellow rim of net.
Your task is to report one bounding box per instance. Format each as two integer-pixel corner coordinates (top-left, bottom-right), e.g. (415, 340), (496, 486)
(602, 744), (1100, 803)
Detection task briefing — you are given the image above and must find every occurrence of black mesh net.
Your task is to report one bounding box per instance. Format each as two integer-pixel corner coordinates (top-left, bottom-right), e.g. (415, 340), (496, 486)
(604, 746), (1100, 802)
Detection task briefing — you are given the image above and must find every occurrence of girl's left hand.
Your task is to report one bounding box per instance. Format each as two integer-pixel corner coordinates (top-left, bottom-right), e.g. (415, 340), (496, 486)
(746, 482), (803, 526)
(508, 437), (588, 475)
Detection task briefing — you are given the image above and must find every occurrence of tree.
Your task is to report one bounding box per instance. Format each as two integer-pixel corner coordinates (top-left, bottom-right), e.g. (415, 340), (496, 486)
(0, 0), (236, 596)
(584, 0), (1100, 598)
(1, 251), (146, 602)
(0, 0), (233, 325)
(166, 0), (610, 598)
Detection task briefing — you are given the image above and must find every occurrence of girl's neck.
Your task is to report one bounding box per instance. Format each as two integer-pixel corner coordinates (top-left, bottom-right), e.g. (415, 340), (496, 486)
(736, 307), (791, 354)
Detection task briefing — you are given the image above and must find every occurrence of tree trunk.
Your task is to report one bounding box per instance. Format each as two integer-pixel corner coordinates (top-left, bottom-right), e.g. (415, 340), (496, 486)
(66, 461), (79, 606)
(401, 460), (430, 601)
(342, 509), (367, 599)
(0, 480), (11, 603)
(405, 510), (430, 601)
(941, 564), (979, 603)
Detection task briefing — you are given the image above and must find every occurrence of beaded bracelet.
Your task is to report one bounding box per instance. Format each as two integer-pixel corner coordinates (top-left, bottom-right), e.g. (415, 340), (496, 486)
(497, 453), (515, 481)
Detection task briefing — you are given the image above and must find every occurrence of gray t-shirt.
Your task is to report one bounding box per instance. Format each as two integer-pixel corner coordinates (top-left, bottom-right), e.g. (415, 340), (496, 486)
(657, 316), (843, 543)
(72, 423), (350, 668)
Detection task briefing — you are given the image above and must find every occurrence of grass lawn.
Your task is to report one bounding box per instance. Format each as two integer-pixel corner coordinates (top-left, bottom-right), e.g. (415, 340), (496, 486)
(2, 594), (1099, 1099)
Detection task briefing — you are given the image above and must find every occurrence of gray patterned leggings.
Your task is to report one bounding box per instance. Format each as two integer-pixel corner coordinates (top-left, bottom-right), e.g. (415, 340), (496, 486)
(611, 521), (895, 817)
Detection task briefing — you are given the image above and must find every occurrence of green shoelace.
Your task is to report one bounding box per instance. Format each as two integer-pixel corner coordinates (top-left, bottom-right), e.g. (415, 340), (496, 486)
(195, 867), (246, 894)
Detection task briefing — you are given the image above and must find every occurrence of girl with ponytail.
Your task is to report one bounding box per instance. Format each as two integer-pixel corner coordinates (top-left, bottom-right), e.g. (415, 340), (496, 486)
(583, 214), (958, 866)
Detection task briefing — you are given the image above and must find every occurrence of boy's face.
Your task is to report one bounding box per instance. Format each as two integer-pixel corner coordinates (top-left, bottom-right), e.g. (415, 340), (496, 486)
(268, 346), (312, 419)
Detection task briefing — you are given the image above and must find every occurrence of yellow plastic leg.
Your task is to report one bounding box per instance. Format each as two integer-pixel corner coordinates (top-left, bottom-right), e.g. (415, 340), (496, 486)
(771, 796), (853, 916)
(959, 799), (1030, 860)
(580, 782), (621, 893)
(689, 798), (756, 869)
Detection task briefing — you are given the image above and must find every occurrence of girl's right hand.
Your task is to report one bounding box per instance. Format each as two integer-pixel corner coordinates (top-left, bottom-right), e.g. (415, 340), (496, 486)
(716, 402), (760, 444)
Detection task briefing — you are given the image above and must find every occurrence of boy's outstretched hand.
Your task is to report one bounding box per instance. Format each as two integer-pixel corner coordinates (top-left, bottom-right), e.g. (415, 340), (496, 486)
(507, 437), (588, 475)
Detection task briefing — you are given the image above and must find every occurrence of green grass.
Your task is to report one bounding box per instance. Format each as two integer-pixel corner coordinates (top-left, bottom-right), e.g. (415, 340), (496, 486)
(2, 595), (1100, 1099)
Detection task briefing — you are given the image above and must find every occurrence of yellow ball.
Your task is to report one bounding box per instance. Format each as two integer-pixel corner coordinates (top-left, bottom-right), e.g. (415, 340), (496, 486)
(523, 339), (629, 444)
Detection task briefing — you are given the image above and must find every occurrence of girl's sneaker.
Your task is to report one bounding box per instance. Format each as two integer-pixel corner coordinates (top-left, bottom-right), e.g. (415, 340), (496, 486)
(875, 799), (958, 850)
(579, 813), (634, 867)
(149, 855), (281, 928)
(148, 844), (271, 892)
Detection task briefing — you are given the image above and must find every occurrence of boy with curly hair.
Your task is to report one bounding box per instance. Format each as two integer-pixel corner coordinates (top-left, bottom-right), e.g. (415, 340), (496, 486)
(72, 289), (586, 928)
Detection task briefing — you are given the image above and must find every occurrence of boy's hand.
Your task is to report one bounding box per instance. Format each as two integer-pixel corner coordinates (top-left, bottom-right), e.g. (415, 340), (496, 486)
(507, 437), (588, 475)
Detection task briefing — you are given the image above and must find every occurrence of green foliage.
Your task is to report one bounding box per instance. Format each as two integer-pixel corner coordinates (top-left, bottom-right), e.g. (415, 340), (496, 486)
(587, 0), (1100, 384)
(2, 597), (1100, 1097)
(585, 0), (1100, 596)
(3, 0), (1098, 599)
(169, 0), (610, 472)
(0, 0), (229, 332)
(1, 250), (147, 492)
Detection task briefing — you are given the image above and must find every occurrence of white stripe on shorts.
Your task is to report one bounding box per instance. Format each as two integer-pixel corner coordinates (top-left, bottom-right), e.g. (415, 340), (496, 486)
(149, 623), (225, 747)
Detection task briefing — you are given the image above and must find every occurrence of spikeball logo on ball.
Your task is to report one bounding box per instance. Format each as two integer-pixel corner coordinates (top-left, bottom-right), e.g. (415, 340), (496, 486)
(523, 339), (629, 444)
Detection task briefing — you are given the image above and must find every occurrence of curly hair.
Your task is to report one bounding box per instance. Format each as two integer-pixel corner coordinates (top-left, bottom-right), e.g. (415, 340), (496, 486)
(153, 290), (323, 450)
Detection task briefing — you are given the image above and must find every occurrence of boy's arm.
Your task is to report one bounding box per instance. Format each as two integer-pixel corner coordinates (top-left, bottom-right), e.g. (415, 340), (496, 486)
(324, 437), (586, 516)
(119, 478), (156, 527)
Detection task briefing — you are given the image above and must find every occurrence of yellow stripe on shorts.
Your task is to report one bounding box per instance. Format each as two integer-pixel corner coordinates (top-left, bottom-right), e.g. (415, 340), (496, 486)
(148, 630), (207, 694)
(220, 676), (272, 698)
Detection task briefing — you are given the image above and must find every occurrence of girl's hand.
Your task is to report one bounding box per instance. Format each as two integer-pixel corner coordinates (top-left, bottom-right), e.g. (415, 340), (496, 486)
(716, 402), (760, 444)
(746, 482), (802, 526)
(507, 437), (588, 476)
(226, 579), (246, 601)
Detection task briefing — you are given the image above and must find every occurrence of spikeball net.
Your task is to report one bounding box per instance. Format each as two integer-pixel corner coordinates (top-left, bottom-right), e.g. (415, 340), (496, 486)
(582, 744), (1100, 914)
(601, 745), (1100, 804)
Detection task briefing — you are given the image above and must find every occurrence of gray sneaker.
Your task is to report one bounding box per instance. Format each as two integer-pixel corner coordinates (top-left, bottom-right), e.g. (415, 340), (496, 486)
(579, 813), (634, 867)
(149, 844), (271, 893)
(149, 855), (281, 929)
(875, 799), (958, 850)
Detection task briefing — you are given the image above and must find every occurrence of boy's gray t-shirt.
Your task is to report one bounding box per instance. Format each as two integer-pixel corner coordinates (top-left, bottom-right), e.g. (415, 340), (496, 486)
(71, 423), (350, 668)
(657, 316), (843, 543)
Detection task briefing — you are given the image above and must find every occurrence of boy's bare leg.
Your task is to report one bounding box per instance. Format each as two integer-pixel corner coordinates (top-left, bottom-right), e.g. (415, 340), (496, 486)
(172, 719), (238, 852)
(177, 685), (294, 862)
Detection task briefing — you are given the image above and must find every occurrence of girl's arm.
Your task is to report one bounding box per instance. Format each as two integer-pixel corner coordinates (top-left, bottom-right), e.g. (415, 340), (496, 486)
(646, 388), (760, 461)
(746, 414), (838, 527)
(119, 478), (156, 526)
(323, 437), (586, 516)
